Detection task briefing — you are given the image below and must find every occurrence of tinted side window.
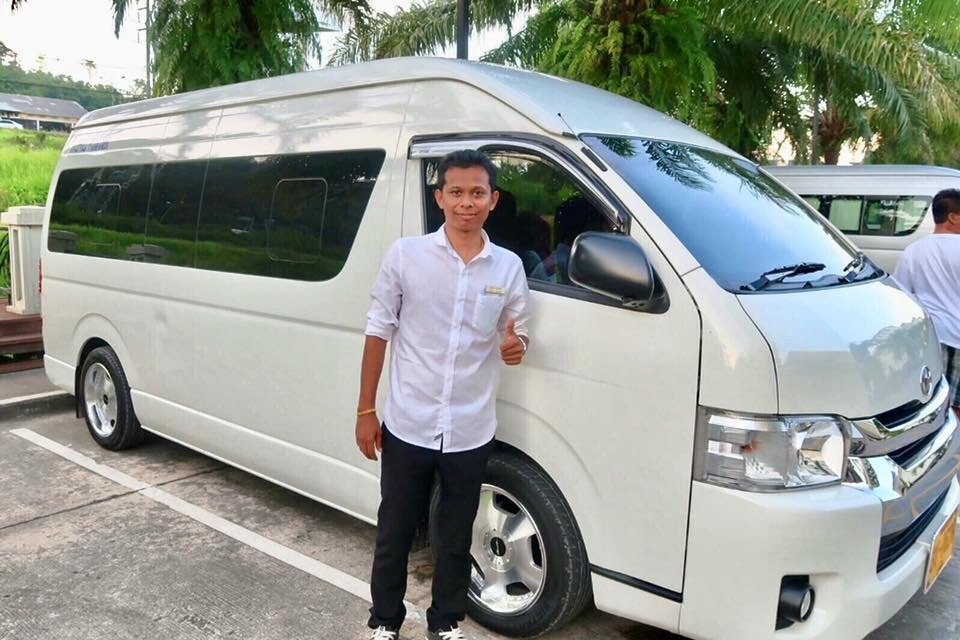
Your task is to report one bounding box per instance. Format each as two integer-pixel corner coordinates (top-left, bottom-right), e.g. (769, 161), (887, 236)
(197, 149), (384, 281)
(814, 195), (931, 236)
(49, 165), (150, 258)
(269, 178), (328, 263)
(196, 155), (276, 277)
(423, 151), (617, 288)
(861, 197), (929, 236)
(144, 160), (206, 266)
(826, 197), (863, 233)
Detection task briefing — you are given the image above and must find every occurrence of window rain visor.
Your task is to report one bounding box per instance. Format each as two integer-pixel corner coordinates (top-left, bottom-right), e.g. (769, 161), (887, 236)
(583, 136), (866, 293)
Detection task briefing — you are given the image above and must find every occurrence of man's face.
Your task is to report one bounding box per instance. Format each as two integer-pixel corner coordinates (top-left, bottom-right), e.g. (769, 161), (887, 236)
(435, 166), (500, 235)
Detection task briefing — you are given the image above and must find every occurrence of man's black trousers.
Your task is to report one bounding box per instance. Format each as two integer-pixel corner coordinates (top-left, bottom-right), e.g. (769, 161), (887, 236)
(368, 425), (494, 632)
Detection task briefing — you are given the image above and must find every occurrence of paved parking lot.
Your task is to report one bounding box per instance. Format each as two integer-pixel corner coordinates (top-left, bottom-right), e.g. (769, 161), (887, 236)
(1, 402), (958, 639)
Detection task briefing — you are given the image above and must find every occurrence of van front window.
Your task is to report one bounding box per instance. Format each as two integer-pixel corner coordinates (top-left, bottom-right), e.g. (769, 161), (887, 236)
(584, 136), (876, 293)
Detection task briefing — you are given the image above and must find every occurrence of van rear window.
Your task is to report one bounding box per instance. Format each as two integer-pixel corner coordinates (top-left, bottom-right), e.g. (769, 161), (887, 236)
(48, 149), (385, 281)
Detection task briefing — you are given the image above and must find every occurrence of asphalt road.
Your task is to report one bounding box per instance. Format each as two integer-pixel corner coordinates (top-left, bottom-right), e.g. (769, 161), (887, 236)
(0, 406), (957, 640)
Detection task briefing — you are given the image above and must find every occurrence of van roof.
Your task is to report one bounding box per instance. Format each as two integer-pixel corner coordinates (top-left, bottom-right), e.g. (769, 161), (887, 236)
(77, 57), (733, 155)
(765, 164), (960, 178)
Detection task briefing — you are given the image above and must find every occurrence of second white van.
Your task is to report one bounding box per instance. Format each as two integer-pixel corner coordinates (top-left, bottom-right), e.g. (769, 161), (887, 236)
(765, 164), (960, 272)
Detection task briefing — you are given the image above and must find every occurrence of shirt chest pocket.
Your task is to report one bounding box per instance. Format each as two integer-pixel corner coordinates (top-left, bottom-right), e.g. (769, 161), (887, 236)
(473, 291), (505, 336)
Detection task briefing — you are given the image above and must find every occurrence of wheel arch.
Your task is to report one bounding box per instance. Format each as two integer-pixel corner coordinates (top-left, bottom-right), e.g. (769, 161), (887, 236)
(493, 409), (600, 558)
(72, 315), (139, 418)
(74, 336), (109, 417)
(490, 438), (592, 564)
(450, 438), (595, 635)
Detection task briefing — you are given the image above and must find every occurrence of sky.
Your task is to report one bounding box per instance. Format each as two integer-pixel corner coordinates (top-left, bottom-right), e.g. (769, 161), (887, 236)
(0, 0), (513, 94)
(0, 0), (146, 92)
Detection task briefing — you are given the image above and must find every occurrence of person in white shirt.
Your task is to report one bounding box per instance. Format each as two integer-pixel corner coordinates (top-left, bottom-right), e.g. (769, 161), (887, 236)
(894, 188), (960, 418)
(356, 150), (531, 640)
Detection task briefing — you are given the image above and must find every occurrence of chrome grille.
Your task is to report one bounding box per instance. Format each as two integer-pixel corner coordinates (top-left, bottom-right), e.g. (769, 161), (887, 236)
(849, 379), (950, 458)
(887, 429), (940, 467)
(844, 376), (960, 538)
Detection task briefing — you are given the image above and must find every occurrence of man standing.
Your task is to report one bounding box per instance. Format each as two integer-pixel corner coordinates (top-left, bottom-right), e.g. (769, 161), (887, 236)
(356, 150), (531, 640)
(894, 188), (960, 418)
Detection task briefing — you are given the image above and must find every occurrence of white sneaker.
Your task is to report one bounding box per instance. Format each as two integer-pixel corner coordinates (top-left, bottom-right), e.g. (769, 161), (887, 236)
(369, 625), (399, 640)
(426, 626), (466, 640)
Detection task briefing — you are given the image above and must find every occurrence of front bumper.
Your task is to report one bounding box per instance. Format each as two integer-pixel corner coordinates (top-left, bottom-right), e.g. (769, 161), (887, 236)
(679, 475), (959, 640)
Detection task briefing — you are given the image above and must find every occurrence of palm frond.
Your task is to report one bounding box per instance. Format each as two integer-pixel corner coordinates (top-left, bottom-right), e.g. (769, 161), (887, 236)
(330, 0), (549, 64)
(112, 0), (131, 37)
(330, 0), (456, 64)
(704, 0), (960, 136)
(481, 3), (570, 67)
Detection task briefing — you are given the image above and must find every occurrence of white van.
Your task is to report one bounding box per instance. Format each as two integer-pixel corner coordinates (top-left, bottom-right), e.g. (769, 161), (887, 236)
(764, 164), (960, 273)
(41, 58), (959, 640)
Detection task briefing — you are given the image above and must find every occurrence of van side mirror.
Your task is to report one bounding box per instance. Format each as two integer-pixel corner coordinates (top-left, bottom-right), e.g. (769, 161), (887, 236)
(568, 232), (663, 311)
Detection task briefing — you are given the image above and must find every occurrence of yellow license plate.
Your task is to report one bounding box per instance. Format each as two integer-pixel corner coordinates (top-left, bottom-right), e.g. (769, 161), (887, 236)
(924, 507), (958, 593)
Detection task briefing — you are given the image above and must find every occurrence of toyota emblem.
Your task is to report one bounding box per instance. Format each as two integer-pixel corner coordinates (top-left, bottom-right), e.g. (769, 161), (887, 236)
(920, 366), (933, 397)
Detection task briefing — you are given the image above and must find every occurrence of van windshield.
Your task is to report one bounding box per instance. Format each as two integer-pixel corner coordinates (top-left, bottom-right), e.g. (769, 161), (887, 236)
(583, 136), (874, 293)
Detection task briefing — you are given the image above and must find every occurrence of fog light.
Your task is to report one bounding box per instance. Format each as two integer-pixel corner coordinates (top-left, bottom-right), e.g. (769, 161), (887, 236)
(776, 576), (815, 629)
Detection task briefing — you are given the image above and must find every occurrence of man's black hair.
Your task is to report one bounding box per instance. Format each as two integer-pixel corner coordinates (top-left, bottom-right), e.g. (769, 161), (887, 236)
(932, 188), (960, 224)
(436, 149), (498, 191)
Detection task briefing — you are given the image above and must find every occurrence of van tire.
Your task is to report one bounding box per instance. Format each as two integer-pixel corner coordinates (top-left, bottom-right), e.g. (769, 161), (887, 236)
(79, 346), (145, 450)
(429, 450), (592, 637)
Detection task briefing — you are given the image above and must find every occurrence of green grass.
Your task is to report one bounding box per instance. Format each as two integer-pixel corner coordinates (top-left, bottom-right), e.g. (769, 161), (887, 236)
(0, 130), (64, 211)
(0, 130), (65, 289)
(48, 222), (347, 281)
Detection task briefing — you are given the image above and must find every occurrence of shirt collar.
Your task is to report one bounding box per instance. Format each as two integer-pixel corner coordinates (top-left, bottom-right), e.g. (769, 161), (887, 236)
(433, 224), (493, 260)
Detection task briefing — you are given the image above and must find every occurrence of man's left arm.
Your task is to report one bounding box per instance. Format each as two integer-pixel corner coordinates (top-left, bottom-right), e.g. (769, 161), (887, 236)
(500, 261), (532, 366)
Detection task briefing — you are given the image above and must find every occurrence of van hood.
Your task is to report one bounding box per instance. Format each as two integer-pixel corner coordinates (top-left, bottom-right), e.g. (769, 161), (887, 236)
(737, 278), (942, 418)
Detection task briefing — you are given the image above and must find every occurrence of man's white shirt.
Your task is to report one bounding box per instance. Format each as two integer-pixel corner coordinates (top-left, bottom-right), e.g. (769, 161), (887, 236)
(365, 226), (531, 452)
(894, 234), (960, 349)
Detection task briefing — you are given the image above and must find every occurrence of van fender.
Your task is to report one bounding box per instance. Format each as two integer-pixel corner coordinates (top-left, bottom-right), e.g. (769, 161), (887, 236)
(494, 402), (600, 549)
(72, 313), (141, 390)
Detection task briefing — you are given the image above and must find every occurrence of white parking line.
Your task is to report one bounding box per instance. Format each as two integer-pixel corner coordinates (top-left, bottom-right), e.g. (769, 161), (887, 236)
(10, 428), (422, 623)
(0, 390), (69, 407)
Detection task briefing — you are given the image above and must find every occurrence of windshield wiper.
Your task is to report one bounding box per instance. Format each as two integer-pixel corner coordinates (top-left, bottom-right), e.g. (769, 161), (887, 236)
(741, 262), (826, 292)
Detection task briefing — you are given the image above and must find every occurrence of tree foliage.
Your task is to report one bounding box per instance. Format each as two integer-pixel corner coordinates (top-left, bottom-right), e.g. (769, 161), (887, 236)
(331, 0), (539, 64)
(0, 60), (124, 110)
(10, 0), (372, 96)
(147, 0), (340, 94)
(539, 1), (715, 129)
(335, 0), (960, 165)
(0, 40), (15, 65)
(704, 0), (960, 163)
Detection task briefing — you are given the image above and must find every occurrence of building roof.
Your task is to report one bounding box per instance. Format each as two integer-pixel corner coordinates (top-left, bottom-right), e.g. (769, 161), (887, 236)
(76, 57), (734, 156)
(766, 164), (960, 178)
(0, 92), (87, 119)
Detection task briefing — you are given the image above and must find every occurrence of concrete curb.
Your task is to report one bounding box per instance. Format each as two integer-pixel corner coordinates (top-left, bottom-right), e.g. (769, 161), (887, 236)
(0, 390), (73, 421)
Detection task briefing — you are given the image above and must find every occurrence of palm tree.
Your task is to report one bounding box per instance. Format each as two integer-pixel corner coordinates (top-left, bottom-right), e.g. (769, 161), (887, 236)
(0, 40), (16, 66)
(331, 0), (960, 163)
(82, 59), (97, 84)
(705, 1), (960, 162)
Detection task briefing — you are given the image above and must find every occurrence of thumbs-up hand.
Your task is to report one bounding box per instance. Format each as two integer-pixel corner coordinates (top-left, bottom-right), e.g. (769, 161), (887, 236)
(500, 319), (527, 366)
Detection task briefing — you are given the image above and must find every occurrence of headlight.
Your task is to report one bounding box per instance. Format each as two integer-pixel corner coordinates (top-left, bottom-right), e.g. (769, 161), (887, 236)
(694, 408), (849, 491)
